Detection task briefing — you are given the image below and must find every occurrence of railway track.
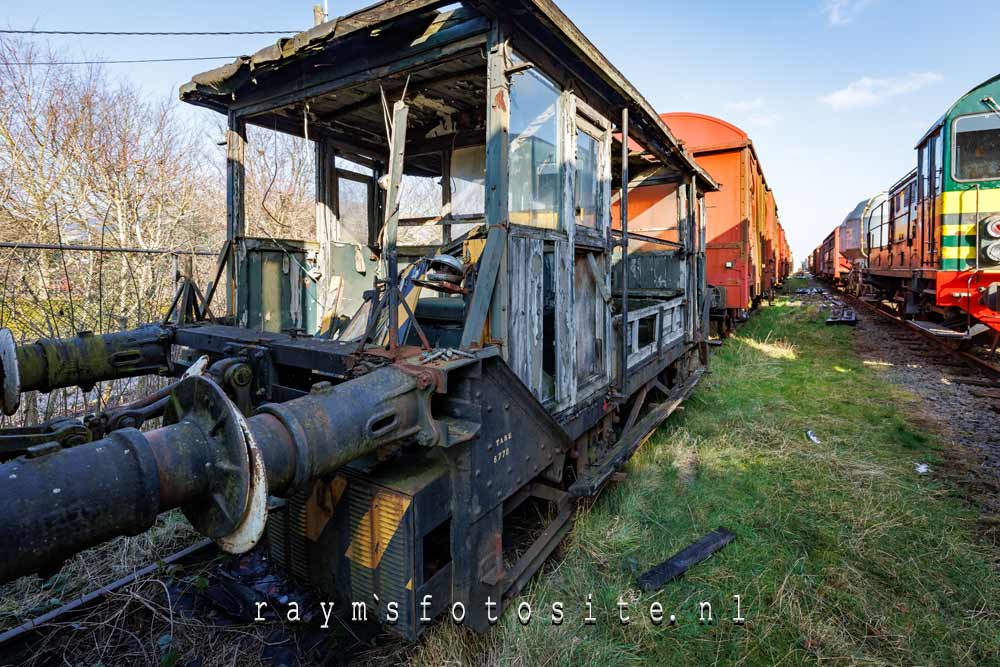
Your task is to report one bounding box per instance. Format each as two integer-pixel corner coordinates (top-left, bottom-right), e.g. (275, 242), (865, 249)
(833, 288), (1000, 385)
(0, 539), (217, 653)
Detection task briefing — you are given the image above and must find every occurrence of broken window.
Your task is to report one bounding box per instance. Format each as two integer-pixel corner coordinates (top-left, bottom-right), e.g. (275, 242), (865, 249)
(450, 145), (486, 238)
(574, 252), (605, 387)
(575, 131), (600, 229)
(399, 154), (445, 247)
(509, 67), (560, 229)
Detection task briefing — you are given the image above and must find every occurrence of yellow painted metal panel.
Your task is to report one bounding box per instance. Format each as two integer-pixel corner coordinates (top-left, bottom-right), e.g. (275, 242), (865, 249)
(940, 245), (977, 259)
(345, 490), (412, 570)
(940, 189), (1000, 216)
(940, 223), (977, 236)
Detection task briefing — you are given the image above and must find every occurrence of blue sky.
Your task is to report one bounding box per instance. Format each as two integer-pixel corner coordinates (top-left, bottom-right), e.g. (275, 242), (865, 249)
(3, 0), (999, 262)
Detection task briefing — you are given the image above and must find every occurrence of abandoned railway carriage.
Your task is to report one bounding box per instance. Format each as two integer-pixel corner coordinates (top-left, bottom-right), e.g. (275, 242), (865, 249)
(817, 226), (851, 284)
(0, 0), (716, 639)
(659, 113), (784, 334)
(858, 74), (1000, 337)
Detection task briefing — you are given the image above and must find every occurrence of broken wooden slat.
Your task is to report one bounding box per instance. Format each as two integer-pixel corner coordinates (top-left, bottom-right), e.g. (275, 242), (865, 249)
(637, 528), (736, 592)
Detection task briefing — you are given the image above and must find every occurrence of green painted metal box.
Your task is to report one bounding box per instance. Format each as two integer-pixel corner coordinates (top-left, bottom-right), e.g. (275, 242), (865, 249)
(235, 238), (319, 334)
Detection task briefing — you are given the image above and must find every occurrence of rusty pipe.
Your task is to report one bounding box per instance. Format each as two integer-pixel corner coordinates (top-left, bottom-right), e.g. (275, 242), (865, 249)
(0, 366), (429, 583)
(0, 325), (174, 416)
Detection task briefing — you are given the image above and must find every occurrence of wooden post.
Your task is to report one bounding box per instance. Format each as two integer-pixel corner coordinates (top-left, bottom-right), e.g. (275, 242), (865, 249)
(315, 137), (340, 316)
(619, 107), (629, 394)
(556, 90), (576, 407)
(688, 174), (697, 341)
(313, 4), (325, 26)
(441, 149), (452, 244)
(461, 22), (510, 349)
(383, 101), (409, 350)
(225, 112), (247, 317)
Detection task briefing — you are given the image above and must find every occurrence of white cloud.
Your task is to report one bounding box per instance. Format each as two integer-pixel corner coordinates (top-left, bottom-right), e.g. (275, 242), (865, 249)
(747, 112), (782, 127)
(823, 0), (875, 26)
(819, 72), (943, 110)
(724, 98), (780, 126)
(726, 97), (765, 113)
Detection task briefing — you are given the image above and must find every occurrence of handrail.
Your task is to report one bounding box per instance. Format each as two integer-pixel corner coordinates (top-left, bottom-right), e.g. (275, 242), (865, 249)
(611, 228), (685, 250)
(967, 184), (981, 333)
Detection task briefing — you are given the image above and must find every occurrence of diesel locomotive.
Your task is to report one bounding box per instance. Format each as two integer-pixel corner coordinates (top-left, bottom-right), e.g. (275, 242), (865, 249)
(816, 74), (1000, 340)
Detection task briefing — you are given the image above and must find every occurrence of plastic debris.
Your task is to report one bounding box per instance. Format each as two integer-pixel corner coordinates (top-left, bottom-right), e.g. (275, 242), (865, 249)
(915, 463), (930, 475)
(806, 430), (822, 445)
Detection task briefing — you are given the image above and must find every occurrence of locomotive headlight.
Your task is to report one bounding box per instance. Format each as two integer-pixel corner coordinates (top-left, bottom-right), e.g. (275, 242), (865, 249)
(985, 215), (1000, 239)
(986, 241), (1000, 263)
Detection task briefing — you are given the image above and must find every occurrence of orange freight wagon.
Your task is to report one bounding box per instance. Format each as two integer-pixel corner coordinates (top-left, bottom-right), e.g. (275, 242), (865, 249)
(660, 113), (778, 334)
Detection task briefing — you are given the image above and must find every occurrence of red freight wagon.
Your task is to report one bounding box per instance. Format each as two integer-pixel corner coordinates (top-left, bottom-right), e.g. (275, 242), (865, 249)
(818, 226), (851, 283)
(660, 112), (780, 334)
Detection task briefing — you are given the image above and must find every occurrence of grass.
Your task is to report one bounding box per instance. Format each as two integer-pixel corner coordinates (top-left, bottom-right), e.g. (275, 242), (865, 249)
(392, 278), (1000, 667)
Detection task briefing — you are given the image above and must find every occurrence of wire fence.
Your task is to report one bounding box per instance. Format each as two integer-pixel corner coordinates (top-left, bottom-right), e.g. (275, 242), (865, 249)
(0, 244), (220, 429)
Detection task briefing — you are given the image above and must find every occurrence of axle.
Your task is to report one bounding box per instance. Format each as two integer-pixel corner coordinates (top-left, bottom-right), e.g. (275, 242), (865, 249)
(0, 365), (431, 582)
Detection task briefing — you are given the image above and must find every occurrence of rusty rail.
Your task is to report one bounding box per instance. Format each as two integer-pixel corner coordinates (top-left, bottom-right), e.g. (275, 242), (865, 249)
(836, 289), (1000, 381)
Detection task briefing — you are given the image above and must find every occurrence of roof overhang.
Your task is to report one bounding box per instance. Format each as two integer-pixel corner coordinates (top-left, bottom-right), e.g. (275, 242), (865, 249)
(180, 0), (716, 191)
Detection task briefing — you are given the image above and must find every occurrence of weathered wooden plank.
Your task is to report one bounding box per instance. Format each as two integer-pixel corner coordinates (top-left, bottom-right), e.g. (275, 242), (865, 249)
(585, 252), (612, 305)
(232, 30), (488, 120)
(637, 528), (736, 592)
(461, 22), (509, 350)
(574, 253), (600, 386)
(335, 0), (452, 35)
(508, 236), (545, 397)
(555, 90), (577, 408)
(383, 100), (410, 349)
(315, 137), (340, 318)
(618, 107), (630, 393)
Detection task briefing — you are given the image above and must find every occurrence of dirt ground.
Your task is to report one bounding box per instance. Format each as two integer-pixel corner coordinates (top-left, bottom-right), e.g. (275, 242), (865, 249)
(850, 301), (1000, 540)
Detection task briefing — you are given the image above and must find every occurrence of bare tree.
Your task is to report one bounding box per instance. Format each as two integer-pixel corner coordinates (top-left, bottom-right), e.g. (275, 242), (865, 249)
(0, 37), (224, 422)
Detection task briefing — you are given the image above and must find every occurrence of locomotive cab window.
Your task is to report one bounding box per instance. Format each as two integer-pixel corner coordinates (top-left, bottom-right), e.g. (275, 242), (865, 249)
(953, 113), (1000, 181)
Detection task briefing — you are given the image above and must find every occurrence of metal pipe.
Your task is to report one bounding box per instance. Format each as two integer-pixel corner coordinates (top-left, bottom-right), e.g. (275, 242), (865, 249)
(620, 107), (629, 393)
(1, 325), (174, 416)
(0, 366), (429, 583)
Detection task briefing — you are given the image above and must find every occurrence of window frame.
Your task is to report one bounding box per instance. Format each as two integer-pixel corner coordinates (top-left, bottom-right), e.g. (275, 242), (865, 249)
(951, 111), (1000, 183)
(572, 100), (612, 241)
(507, 63), (563, 230)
